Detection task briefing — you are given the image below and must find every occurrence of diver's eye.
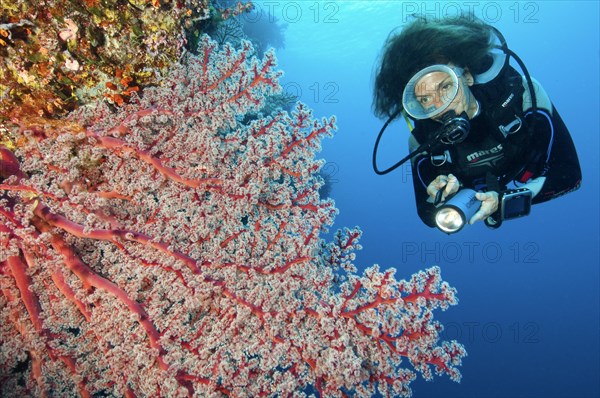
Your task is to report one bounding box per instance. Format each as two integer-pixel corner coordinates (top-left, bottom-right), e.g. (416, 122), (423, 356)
(439, 82), (456, 101)
(419, 96), (432, 105)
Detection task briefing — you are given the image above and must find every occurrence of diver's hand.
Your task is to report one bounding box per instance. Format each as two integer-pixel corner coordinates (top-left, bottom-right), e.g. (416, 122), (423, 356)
(469, 191), (499, 224)
(427, 174), (460, 202)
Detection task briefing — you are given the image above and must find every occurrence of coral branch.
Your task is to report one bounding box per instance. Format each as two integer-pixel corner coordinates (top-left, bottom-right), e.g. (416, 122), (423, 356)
(36, 218), (168, 367)
(33, 204), (201, 275)
(7, 255), (44, 333)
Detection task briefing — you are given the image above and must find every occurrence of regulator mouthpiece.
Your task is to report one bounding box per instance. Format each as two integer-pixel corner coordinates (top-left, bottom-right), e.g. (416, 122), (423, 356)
(438, 111), (471, 144)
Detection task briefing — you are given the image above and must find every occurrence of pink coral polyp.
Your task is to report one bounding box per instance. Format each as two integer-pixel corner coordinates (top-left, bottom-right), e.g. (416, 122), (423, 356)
(0, 36), (465, 397)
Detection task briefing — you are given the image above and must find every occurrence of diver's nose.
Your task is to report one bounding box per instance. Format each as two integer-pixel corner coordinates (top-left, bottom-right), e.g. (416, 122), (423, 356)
(432, 96), (445, 109)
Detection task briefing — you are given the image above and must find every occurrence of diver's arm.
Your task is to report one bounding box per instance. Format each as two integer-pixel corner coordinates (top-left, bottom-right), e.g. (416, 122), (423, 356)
(519, 78), (581, 202)
(411, 155), (439, 227)
(409, 133), (440, 227)
(409, 134), (460, 227)
(528, 106), (582, 204)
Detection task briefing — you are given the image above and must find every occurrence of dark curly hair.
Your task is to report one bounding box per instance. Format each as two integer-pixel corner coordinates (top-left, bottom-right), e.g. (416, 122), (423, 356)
(372, 15), (495, 119)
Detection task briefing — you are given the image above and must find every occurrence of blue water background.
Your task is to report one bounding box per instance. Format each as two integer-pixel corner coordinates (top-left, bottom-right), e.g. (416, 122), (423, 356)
(248, 1), (600, 397)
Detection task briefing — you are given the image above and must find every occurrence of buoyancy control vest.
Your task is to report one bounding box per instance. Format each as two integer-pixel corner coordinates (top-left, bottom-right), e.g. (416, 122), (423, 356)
(410, 64), (534, 190)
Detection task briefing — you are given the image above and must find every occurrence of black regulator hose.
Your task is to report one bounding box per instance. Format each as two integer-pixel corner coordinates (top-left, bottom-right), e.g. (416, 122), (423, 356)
(372, 108), (406, 175)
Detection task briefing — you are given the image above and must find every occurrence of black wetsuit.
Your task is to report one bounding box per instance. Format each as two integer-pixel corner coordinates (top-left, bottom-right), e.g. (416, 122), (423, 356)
(410, 67), (582, 228)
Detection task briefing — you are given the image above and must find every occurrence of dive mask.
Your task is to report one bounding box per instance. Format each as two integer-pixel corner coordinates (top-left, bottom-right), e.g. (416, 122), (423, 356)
(402, 65), (464, 120)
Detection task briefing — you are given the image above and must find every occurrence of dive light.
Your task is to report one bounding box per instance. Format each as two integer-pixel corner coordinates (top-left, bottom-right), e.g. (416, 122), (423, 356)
(434, 189), (479, 234)
(435, 187), (533, 234)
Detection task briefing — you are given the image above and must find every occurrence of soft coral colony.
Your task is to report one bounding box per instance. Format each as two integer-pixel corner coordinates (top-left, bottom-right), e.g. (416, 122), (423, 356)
(0, 7), (465, 398)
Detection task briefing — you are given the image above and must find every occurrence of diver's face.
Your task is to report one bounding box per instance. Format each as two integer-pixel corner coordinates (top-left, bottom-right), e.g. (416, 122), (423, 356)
(414, 67), (476, 122)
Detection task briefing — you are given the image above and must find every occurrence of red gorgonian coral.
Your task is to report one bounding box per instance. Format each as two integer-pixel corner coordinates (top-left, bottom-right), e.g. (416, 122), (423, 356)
(0, 36), (465, 397)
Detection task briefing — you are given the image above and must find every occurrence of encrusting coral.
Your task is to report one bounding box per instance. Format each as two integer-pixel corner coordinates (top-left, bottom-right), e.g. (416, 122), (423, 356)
(0, 0), (252, 120)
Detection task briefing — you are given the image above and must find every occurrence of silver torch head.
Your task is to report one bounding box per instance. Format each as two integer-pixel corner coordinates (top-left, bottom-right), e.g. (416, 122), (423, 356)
(435, 189), (479, 234)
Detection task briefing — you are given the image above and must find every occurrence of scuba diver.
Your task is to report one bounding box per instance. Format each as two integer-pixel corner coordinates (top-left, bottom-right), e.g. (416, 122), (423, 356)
(371, 15), (581, 233)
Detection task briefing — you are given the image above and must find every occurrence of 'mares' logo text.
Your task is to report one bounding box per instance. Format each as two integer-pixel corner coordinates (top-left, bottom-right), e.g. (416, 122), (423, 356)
(467, 144), (504, 163)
